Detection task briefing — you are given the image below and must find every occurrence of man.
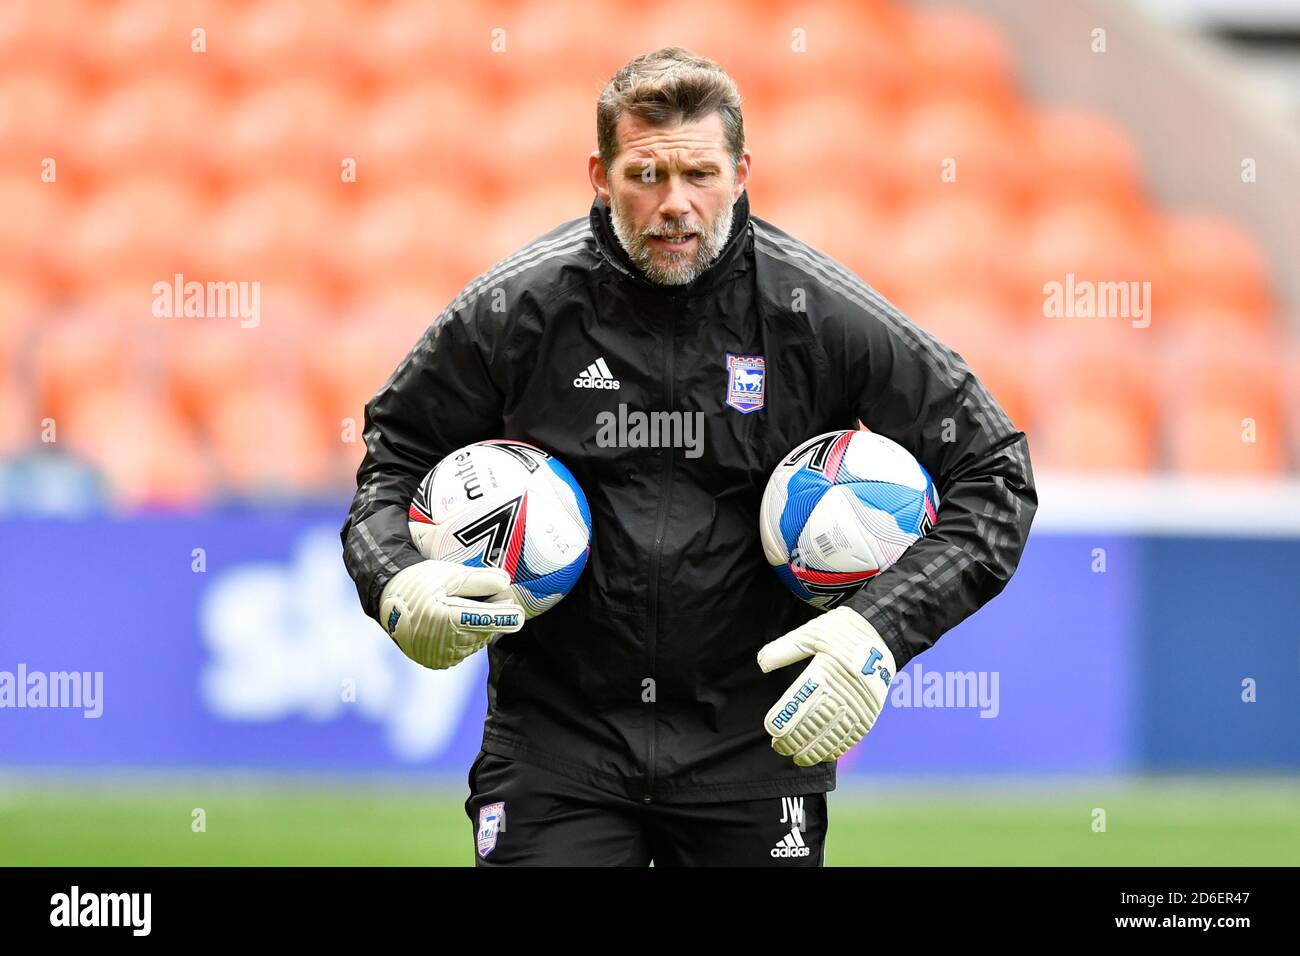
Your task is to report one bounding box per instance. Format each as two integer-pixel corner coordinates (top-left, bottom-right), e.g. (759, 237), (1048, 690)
(341, 47), (1036, 866)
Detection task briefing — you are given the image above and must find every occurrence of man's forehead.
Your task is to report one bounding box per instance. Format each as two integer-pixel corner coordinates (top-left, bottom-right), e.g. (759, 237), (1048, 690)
(614, 112), (729, 162)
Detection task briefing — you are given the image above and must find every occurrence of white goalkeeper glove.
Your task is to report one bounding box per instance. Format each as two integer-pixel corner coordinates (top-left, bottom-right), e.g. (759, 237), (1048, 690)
(757, 606), (896, 766)
(378, 560), (525, 670)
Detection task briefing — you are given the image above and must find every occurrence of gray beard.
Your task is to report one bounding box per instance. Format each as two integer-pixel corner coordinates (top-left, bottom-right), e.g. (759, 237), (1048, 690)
(609, 191), (735, 286)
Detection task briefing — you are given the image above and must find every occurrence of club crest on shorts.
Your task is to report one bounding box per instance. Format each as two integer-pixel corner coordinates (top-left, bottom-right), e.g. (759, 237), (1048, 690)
(477, 801), (505, 858)
(725, 353), (765, 414)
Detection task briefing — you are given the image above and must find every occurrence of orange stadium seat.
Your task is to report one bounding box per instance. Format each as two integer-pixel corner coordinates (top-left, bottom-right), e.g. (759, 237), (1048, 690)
(1033, 109), (1146, 213)
(0, 275), (48, 379)
(492, 0), (640, 96)
(887, 194), (1020, 307)
(68, 276), (164, 334)
(959, 340), (1037, 439)
(1287, 346), (1300, 469)
(322, 290), (434, 492)
(1160, 214), (1275, 324)
(1160, 304), (1276, 338)
(344, 184), (496, 292)
(487, 181), (595, 259)
(162, 322), (263, 428)
(208, 180), (348, 288)
(359, 81), (497, 193)
(238, 280), (329, 380)
(1161, 332), (1287, 475)
(1015, 198), (1165, 319)
(81, 75), (219, 184)
(905, 6), (1018, 108)
(895, 94), (1036, 210)
(483, 82), (605, 195)
(736, 0), (914, 111)
(217, 80), (362, 182)
(305, 310), (427, 437)
(61, 177), (209, 290)
(0, 176), (69, 284)
(748, 96), (903, 209)
(636, 1), (835, 117)
(0, 0), (90, 73)
(0, 73), (86, 175)
(898, 290), (1035, 434)
(31, 315), (140, 428)
(205, 0), (354, 81)
(1030, 329), (1161, 472)
(1040, 394), (1160, 473)
(76, 0), (222, 80)
(156, 280), (325, 426)
(5, 0), (1293, 496)
(344, 282), (447, 342)
(60, 384), (212, 507)
(345, 0), (511, 86)
(898, 290), (1023, 361)
(0, 376), (29, 456)
(639, 0), (760, 62)
(247, 281), (334, 335)
(203, 386), (333, 495)
(751, 190), (895, 294)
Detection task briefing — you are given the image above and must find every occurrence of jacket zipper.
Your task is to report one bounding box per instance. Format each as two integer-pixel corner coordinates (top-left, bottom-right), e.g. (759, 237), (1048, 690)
(643, 304), (677, 803)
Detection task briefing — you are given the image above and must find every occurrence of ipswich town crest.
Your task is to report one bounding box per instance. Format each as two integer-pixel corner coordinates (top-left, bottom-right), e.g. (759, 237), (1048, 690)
(477, 801), (505, 858)
(725, 353), (766, 414)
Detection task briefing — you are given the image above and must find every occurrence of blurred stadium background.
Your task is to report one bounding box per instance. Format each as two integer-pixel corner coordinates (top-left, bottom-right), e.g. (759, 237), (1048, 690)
(1, 0), (1298, 865)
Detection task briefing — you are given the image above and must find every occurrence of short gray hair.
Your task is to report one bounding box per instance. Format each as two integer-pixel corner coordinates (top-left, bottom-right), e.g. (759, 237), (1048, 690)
(596, 47), (745, 171)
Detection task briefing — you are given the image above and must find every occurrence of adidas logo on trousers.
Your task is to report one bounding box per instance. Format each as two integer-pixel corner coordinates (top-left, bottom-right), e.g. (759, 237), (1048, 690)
(771, 827), (811, 858)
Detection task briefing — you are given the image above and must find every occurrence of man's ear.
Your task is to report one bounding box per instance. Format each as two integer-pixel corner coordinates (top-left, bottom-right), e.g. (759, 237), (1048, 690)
(589, 152), (611, 204)
(733, 149), (752, 201)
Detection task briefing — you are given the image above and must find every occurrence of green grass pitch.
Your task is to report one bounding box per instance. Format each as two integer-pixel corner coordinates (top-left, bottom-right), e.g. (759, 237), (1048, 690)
(2, 777), (1297, 866)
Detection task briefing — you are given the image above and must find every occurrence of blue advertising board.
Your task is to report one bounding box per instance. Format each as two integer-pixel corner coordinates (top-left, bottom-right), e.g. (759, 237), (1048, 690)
(1, 509), (1296, 774)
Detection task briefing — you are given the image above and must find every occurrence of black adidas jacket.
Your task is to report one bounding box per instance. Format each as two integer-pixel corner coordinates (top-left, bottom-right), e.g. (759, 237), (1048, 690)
(341, 189), (1037, 803)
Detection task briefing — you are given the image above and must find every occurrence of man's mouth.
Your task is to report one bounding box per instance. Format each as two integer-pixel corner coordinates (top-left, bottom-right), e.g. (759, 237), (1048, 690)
(650, 234), (698, 251)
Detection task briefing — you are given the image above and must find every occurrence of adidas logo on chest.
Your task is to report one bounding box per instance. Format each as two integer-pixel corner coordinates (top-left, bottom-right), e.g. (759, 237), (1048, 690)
(573, 356), (620, 390)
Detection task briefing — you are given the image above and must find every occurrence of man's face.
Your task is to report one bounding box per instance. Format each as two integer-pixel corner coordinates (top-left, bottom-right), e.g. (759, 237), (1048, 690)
(589, 111), (750, 286)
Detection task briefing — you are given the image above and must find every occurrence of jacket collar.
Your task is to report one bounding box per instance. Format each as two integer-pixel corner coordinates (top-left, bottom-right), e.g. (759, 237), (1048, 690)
(590, 189), (752, 299)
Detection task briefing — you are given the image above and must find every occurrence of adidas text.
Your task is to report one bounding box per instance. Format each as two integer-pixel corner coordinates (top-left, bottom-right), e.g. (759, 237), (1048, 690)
(574, 357), (620, 390)
(771, 828), (811, 859)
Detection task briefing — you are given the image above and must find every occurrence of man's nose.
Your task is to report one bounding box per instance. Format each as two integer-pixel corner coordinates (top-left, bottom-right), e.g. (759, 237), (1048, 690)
(657, 175), (693, 221)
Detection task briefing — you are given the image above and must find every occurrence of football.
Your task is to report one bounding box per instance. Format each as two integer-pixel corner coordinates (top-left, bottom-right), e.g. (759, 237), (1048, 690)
(408, 439), (592, 618)
(759, 429), (939, 610)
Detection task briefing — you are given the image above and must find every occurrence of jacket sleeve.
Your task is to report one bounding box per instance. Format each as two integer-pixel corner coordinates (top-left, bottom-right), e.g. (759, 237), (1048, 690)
(828, 291), (1037, 669)
(340, 293), (509, 623)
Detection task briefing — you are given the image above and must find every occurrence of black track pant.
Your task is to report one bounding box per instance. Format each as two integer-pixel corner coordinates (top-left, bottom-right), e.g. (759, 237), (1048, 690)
(464, 749), (828, 867)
